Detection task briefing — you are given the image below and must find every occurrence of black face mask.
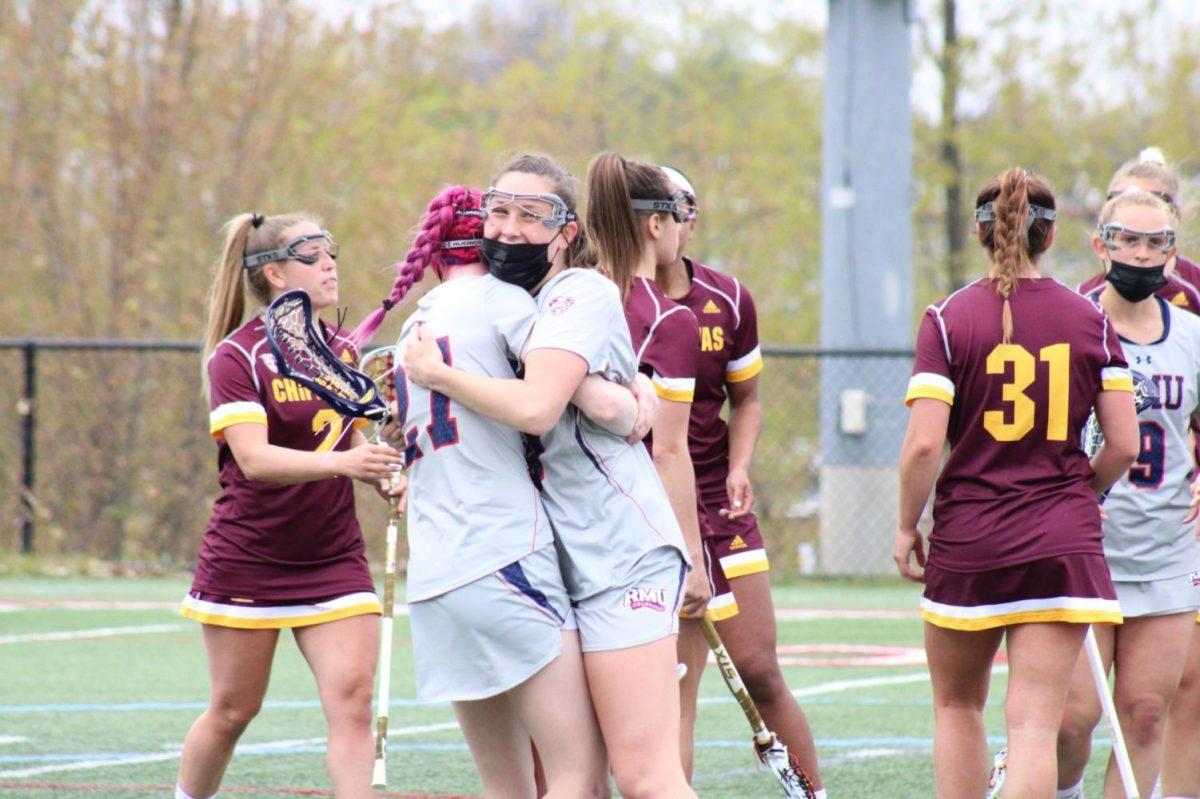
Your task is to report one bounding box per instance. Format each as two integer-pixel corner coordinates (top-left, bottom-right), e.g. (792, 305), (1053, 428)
(481, 235), (559, 292)
(1106, 259), (1168, 303)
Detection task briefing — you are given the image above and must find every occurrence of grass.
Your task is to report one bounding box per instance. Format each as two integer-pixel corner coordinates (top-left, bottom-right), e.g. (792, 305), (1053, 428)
(0, 576), (1119, 798)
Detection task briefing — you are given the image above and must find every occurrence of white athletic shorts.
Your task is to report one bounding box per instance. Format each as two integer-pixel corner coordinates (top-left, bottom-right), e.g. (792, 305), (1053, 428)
(1115, 572), (1200, 618)
(410, 544), (572, 703)
(574, 545), (688, 653)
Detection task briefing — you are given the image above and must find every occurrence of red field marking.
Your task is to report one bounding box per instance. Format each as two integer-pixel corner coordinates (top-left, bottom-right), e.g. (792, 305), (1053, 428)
(0, 783), (477, 798)
(773, 608), (920, 619)
(773, 643), (1009, 667)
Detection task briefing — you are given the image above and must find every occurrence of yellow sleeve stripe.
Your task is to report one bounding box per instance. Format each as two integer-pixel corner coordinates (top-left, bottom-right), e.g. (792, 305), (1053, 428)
(654, 383), (695, 403)
(905, 385), (954, 407)
(652, 373), (695, 403)
(726, 357), (764, 383)
(1102, 377), (1134, 392)
(209, 402), (268, 437)
(905, 372), (955, 407)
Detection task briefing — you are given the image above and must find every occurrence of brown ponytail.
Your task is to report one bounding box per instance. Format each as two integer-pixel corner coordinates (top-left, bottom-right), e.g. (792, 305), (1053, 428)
(200, 211), (319, 396)
(585, 151), (675, 301)
(975, 168), (1055, 343)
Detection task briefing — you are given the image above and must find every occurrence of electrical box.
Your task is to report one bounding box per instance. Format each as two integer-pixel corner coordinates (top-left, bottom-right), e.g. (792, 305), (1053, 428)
(839, 388), (869, 435)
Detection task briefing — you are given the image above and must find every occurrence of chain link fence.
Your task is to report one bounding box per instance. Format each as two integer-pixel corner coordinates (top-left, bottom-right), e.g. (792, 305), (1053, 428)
(0, 341), (914, 577)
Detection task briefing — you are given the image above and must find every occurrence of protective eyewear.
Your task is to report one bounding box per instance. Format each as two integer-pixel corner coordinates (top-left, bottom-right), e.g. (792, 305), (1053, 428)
(481, 188), (575, 229)
(631, 190), (691, 223)
(974, 201), (1056, 226)
(244, 231), (338, 269)
(1106, 187), (1176, 207)
(1098, 223), (1176, 253)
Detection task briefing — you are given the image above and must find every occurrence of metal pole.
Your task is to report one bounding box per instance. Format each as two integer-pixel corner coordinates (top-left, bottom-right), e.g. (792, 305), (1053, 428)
(19, 340), (36, 553)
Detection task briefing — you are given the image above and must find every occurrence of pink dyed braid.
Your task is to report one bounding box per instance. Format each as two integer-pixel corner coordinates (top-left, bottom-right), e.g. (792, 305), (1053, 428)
(347, 186), (484, 350)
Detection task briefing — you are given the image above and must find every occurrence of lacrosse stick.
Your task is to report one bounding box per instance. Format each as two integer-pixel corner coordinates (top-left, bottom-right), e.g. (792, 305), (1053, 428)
(1077, 381), (1157, 799)
(264, 291), (400, 787)
(359, 346), (402, 788)
(699, 617), (815, 799)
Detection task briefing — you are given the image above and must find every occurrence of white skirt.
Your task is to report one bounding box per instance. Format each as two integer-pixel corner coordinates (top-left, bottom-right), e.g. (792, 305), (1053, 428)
(410, 543), (572, 703)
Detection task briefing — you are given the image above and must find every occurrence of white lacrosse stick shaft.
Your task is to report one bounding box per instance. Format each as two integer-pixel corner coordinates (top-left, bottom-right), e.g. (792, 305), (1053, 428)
(1084, 626), (1139, 799)
(372, 486), (401, 788)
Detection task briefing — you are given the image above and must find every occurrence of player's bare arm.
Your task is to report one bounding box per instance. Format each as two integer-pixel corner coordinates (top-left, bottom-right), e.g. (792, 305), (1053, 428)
(223, 421), (402, 485)
(723, 374), (763, 520)
(894, 397), (948, 583)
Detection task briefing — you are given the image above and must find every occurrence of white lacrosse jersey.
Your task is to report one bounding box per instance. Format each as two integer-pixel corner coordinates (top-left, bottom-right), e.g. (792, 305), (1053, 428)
(397, 275), (553, 602)
(523, 268), (690, 600)
(1102, 299), (1200, 581)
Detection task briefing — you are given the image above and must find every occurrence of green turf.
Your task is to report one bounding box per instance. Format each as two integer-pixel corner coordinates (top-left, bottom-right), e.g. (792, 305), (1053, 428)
(0, 577), (1118, 798)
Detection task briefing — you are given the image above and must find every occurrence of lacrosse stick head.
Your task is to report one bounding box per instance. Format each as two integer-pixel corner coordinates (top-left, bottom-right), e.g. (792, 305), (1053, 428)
(359, 346), (397, 405)
(264, 289), (388, 422)
(1083, 369), (1158, 457)
(754, 734), (816, 799)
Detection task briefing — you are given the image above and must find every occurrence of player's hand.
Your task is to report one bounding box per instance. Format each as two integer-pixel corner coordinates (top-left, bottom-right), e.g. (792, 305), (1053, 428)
(892, 527), (925, 583)
(380, 401), (405, 448)
(627, 373), (659, 443)
(331, 442), (404, 482)
(375, 469), (407, 513)
(1098, 502), (1109, 522)
(720, 466), (755, 520)
(402, 324), (445, 390)
(1186, 475), (1200, 533)
(679, 564), (712, 618)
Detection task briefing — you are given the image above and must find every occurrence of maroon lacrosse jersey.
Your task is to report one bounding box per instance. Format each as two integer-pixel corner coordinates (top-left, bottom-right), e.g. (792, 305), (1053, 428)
(668, 259), (763, 493)
(196, 317), (374, 600)
(624, 276), (700, 453)
(1079, 254), (1200, 315)
(905, 278), (1133, 572)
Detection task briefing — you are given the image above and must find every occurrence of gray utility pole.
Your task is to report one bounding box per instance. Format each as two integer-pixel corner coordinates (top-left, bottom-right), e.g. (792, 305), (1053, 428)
(818, 0), (914, 575)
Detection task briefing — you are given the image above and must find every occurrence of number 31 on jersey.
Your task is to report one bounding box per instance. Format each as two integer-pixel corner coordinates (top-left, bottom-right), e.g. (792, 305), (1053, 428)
(984, 343), (1070, 442)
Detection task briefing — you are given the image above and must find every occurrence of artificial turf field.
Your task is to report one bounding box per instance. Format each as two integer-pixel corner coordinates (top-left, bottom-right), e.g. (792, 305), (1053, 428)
(0, 577), (1119, 798)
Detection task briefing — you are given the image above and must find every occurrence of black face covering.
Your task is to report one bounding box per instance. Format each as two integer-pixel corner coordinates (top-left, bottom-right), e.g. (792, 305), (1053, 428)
(481, 235), (559, 292)
(1105, 259), (1168, 303)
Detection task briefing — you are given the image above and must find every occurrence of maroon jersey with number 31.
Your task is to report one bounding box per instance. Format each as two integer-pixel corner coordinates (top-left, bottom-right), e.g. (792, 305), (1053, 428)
(905, 278), (1133, 572)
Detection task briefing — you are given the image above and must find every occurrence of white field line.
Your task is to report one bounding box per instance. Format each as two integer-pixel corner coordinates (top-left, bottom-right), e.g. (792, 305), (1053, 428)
(693, 745), (906, 784)
(0, 721), (460, 779)
(0, 737), (27, 746)
(697, 663), (1008, 706)
(0, 624), (185, 645)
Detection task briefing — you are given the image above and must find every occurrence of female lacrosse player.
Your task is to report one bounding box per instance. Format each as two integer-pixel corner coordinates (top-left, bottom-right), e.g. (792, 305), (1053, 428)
(895, 168), (1139, 798)
(1079, 149), (1200, 313)
(370, 185), (651, 797)
(654, 165), (824, 793)
(179, 213), (404, 799)
(404, 153), (698, 799)
(1080, 150), (1200, 799)
(1055, 190), (1200, 799)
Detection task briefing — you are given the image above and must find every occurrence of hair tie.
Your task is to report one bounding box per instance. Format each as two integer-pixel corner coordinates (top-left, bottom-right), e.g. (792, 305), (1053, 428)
(381, 298), (395, 312)
(251, 213), (265, 229)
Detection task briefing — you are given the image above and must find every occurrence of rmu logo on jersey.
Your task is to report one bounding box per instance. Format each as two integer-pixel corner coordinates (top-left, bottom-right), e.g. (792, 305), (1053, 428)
(549, 296), (575, 316)
(624, 586), (667, 612)
(1190, 571), (1200, 588)
(700, 326), (725, 352)
(261, 354), (279, 374)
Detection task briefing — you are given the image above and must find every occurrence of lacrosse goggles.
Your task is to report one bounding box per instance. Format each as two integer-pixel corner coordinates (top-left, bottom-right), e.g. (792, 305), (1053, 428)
(1098, 223), (1177, 254)
(631, 190), (692, 223)
(244, 231), (339, 269)
(974, 201), (1057, 228)
(481, 188), (576, 229)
